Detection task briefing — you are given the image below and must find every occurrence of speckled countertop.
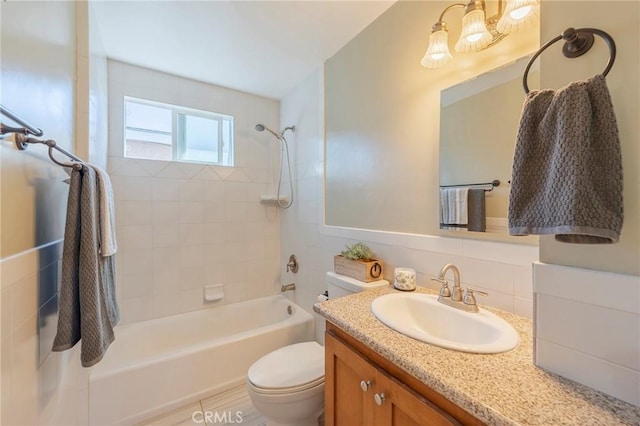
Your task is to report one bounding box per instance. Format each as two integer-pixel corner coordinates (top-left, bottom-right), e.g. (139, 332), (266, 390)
(314, 286), (640, 426)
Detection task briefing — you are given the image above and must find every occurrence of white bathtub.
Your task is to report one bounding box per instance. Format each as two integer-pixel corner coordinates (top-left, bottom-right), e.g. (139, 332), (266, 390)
(88, 295), (315, 425)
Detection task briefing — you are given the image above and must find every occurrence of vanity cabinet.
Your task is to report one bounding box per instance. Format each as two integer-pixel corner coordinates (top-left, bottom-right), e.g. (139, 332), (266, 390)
(325, 322), (483, 426)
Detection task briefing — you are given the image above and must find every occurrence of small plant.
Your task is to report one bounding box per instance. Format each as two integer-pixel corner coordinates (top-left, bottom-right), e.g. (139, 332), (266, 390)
(341, 242), (375, 261)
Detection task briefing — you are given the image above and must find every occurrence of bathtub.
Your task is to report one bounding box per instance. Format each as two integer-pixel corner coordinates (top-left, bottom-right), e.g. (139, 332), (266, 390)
(88, 294), (315, 425)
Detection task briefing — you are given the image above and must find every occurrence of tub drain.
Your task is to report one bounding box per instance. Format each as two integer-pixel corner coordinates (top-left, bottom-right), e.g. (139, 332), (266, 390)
(287, 305), (292, 315)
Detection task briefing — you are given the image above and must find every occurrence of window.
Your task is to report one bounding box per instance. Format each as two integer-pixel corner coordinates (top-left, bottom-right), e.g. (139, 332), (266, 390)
(124, 97), (234, 166)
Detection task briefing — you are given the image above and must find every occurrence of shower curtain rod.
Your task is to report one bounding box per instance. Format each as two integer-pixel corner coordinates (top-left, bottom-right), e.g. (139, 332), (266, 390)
(1, 103), (84, 170)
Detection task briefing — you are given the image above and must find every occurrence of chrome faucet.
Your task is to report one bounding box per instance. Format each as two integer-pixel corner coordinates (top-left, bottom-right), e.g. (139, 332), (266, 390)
(431, 263), (488, 313)
(281, 282), (296, 292)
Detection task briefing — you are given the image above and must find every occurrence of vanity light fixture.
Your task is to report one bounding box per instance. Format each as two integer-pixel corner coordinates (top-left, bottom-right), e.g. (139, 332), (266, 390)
(421, 0), (539, 69)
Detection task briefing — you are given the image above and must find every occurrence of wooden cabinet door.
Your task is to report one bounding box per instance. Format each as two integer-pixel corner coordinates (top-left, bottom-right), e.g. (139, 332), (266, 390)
(326, 330), (461, 426)
(325, 331), (378, 426)
(373, 368), (461, 426)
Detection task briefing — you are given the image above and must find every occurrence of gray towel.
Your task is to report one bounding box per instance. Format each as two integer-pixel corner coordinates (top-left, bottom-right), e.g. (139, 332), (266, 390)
(508, 74), (623, 243)
(52, 166), (120, 367)
(467, 189), (486, 232)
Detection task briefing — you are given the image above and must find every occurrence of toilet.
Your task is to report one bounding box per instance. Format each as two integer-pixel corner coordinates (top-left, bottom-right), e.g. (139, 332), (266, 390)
(247, 272), (389, 426)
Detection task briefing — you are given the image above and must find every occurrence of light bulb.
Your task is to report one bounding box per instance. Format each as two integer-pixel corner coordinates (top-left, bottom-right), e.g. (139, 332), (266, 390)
(455, 9), (492, 52)
(497, 0), (539, 34)
(421, 29), (452, 68)
(510, 5), (532, 19)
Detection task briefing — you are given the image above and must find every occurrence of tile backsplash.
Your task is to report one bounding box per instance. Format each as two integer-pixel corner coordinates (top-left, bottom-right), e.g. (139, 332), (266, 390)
(534, 262), (640, 406)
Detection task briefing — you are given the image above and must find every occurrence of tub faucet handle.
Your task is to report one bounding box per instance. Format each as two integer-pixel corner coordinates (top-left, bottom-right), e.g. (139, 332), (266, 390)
(286, 254), (299, 273)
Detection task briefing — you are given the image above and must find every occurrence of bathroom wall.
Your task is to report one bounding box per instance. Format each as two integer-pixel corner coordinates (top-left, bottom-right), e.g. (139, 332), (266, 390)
(533, 0), (640, 407)
(538, 1), (639, 276)
(106, 61), (282, 323)
(279, 0), (640, 408)
(324, 0), (539, 236)
(1, 1), (91, 424)
(76, 1), (109, 169)
(280, 68), (538, 343)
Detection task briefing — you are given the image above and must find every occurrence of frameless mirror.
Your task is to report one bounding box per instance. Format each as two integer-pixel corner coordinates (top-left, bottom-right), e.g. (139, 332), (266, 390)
(439, 56), (538, 239)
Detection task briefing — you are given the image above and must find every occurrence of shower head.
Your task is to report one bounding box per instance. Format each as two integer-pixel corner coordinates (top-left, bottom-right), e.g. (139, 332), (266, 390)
(255, 123), (280, 138)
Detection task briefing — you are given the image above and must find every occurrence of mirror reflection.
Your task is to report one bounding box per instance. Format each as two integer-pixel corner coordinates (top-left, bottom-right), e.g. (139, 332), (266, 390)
(439, 56), (538, 236)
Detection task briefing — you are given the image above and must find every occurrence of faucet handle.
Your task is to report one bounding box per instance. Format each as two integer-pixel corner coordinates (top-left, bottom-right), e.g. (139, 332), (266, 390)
(431, 278), (451, 298)
(463, 287), (488, 306)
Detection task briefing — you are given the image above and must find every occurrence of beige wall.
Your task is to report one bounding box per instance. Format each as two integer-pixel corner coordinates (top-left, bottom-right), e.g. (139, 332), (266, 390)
(325, 0), (539, 235)
(539, 1), (639, 275)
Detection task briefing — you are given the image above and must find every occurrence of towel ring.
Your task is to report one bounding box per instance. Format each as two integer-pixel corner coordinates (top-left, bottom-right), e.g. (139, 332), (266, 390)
(523, 27), (616, 94)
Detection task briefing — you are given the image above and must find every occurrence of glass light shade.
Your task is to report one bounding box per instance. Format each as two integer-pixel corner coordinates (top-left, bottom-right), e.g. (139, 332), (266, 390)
(455, 9), (492, 52)
(421, 30), (452, 68)
(497, 0), (539, 34)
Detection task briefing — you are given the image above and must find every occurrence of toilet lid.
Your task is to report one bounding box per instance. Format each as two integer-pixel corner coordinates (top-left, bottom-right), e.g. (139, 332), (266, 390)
(248, 342), (324, 390)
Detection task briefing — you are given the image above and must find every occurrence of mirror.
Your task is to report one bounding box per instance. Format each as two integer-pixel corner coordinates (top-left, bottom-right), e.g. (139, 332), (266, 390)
(439, 56), (538, 237)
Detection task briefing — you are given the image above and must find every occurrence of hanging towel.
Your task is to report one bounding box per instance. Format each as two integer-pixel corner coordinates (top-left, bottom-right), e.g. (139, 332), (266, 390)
(440, 188), (469, 229)
(508, 74), (623, 243)
(454, 188), (469, 225)
(440, 188), (450, 227)
(90, 165), (118, 256)
(467, 189), (486, 232)
(52, 166), (120, 367)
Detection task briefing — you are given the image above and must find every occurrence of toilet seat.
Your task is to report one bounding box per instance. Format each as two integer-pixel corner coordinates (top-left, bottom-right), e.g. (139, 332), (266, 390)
(247, 342), (324, 394)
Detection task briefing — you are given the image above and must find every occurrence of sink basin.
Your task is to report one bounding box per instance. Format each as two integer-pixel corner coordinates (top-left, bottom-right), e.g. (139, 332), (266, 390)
(371, 293), (519, 354)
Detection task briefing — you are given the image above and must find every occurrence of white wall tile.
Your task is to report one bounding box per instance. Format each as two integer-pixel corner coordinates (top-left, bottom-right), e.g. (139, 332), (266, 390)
(118, 200), (153, 225)
(152, 201), (181, 225)
(152, 178), (182, 201)
(121, 249), (153, 275)
(119, 225), (153, 251)
(119, 176), (153, 201)
(122, 272), (154, 300)
(514, 264), (533, 298)
(179, 223), (204, 247)
(534, 262), (640, 406)
(536, 339), (640, 407)
(513, 297), (533, 319)
(462, 258), (515, 295)
(534, 262), (640, 313)
(178, 201), (204, 224)
(152, 224), (180, 248)
(537, 294), (640, 371)
(119, 297), (153, 324)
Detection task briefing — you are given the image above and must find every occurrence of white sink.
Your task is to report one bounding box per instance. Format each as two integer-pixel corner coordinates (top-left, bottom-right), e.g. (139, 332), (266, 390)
(371, 293), (519, 354)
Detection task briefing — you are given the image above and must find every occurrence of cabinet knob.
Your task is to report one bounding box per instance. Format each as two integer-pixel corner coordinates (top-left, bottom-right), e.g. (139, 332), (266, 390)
(374, 393), (385, 406)
(360, 380), (372, 392)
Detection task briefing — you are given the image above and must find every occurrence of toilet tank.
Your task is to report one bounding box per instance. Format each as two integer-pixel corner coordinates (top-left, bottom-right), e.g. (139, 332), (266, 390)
(326, 271), (389, 299)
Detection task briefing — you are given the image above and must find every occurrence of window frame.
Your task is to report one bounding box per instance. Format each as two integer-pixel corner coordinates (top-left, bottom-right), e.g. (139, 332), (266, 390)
(124, 96), (234, 166)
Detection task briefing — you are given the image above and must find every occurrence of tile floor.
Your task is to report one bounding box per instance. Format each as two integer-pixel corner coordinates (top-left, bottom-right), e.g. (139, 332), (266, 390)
(138, 385), (266, 426)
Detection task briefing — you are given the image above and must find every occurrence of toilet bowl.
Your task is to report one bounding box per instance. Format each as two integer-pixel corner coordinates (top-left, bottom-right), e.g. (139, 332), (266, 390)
(247, 273), (389, 425)
(247, 341), (324, 426)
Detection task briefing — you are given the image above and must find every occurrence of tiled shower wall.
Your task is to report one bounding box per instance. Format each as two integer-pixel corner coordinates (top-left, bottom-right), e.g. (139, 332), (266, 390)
(107, 61), (283, 323)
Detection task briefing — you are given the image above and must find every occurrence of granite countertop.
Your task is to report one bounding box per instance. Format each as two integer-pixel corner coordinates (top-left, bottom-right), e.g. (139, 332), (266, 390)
(314, 285), (640, 426)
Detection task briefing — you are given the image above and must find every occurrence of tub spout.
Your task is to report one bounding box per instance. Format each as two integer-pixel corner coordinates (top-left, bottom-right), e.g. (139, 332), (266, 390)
(281, 283), (296, 292)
